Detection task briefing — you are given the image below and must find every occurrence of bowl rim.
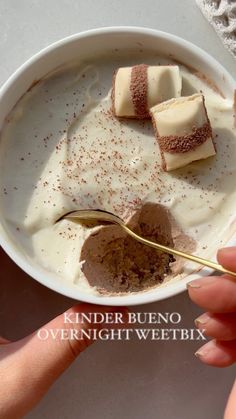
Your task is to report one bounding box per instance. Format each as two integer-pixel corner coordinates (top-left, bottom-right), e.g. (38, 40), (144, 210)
(0, 26), (235, 306)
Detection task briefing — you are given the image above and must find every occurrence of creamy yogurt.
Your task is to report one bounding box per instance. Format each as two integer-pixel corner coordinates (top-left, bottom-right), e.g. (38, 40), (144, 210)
(0, 50), (235, 295)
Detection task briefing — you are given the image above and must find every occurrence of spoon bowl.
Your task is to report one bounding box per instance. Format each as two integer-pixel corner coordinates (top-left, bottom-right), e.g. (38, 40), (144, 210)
(62, 209), (236, 278)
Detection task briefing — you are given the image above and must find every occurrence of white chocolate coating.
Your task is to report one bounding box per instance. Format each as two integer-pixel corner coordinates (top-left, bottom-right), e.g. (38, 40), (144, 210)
(151, 94), (207, 136)
(147, 65), (181, 108)
(114, 67), (134, 117)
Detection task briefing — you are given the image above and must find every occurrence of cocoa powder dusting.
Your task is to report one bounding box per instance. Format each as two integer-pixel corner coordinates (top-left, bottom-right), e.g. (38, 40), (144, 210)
(158, 122), (213, 154)
(130, 64), (149, 119)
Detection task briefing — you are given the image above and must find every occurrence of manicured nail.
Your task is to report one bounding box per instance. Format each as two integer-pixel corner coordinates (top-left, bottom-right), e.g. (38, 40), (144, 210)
(195, 348), (209, 359)
(187, 281), (201, 289)
(195, 350), (206, 359)
(194, 341), (213, 359)
(187, 276), (217, 289)
(195, 313), (210, 327)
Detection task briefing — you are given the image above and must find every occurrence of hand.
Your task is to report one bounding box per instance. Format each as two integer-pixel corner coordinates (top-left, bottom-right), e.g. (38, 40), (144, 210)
(0, 302), (127, 419)
(187, 247), (236, 419)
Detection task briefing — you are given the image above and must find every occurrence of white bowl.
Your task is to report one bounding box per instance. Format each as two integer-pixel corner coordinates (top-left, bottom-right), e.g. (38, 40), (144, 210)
(0, 27), (235, 306)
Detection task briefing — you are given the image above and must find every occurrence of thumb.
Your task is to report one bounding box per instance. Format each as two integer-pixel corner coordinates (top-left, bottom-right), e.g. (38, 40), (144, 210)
(0, 304), (128, 418)
(217, 247), (236, 273)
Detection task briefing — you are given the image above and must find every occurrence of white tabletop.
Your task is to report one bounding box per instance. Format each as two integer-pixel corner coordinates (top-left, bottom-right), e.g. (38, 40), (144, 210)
(0, 1), (235, 418)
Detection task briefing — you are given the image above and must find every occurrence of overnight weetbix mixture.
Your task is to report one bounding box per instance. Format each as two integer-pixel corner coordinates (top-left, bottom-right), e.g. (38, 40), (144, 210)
(0, 50), (235, 295)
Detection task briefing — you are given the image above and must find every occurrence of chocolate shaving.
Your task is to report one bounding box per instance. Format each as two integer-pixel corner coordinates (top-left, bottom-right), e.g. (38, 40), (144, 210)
(158, 122), (212, 154)
(130, 64), (149, 118)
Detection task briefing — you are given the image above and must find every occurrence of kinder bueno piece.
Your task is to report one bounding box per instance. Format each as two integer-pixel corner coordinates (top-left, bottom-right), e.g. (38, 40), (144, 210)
(150, 93), (216, 171)
(112, 64), (181, 118)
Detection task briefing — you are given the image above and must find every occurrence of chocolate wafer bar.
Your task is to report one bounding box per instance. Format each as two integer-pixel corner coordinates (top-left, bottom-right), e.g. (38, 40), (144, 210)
(112, 64), (182, 119)
(150, 93), (216, 171)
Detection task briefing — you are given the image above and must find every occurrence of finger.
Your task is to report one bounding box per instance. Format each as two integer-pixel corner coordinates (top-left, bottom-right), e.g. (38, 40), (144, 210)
(0, 337), (10, 344)
(195, 339), (236, 367)
(217, 247), (236, 273)
(0, 303), (128, 419)
(187, 276), (236, 312)
(224, 379), (236, 419)
(195, 312), (236, 341)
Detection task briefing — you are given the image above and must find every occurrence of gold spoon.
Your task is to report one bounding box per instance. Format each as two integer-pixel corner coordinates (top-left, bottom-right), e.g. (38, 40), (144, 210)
(61, 208), (236, 278)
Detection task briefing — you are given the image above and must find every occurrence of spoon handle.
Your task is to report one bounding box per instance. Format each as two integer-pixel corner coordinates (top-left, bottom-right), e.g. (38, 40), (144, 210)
(123, 225), (236, 278)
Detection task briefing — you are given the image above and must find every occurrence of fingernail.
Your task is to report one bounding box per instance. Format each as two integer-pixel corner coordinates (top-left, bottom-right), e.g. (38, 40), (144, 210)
(187, 281), (201, 289)
(187, 276), (217, 289)
(195, 350), (205, 359)
(195, 341), (212, 359)
(194, 313), (210, 327)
